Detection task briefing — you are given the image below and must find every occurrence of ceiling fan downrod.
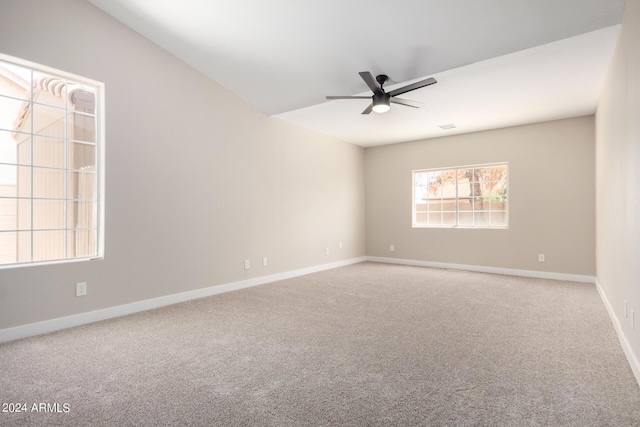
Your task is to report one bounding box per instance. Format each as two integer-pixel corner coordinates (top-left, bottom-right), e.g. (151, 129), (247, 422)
(375, 74), (389, 90)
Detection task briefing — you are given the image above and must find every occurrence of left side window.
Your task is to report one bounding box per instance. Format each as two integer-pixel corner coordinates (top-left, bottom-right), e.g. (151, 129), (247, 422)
(0, 54), (104, 268)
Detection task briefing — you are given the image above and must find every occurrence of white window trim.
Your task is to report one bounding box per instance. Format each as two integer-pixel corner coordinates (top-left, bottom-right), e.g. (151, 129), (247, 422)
(0, 52), (105, 269)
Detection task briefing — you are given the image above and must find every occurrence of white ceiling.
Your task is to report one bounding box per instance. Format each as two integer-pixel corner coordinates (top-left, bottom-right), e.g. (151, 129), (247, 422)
(88, 0), (624, 147)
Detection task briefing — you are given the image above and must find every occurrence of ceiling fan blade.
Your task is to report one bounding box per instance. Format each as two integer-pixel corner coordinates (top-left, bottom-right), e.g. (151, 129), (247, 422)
(361, 103), (374, 114)
(388, 77), (437, 97)
(390, 98), (423, 108)
(359, 71), (383, 95)
(326, 96), (371, 100)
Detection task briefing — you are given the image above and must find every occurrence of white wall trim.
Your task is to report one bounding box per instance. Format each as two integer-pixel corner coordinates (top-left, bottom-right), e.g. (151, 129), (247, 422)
(0, 257), (367, 344)
(365, 256), (595, 283)
(594, 277), (640, 388)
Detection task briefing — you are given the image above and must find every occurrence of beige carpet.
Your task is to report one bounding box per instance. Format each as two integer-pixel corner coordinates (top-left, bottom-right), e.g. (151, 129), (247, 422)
(1, 262), (639, 426)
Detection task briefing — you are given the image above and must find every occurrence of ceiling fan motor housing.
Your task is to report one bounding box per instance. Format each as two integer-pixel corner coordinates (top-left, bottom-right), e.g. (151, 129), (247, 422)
(373, 92), (391, 109)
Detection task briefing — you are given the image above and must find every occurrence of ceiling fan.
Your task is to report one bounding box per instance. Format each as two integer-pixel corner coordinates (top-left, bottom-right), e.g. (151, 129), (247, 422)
(326, 71), (437, 114)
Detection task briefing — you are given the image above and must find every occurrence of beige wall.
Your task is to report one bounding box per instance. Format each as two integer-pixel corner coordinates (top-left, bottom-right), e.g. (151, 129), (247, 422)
(0, 0), (365, 329)
(596, 0), (640, 372)
(365, 116), (596, 275)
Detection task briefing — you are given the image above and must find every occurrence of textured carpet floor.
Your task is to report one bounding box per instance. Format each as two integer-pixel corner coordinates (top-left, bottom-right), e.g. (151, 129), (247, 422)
(1, 262), (639, 426)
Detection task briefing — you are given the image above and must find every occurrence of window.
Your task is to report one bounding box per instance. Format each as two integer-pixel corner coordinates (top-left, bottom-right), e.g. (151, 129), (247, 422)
(0, 54), (104, 267)
(413, 163), (508, 228)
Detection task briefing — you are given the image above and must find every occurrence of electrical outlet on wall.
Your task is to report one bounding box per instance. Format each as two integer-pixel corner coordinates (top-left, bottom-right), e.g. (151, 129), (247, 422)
(390, 245), (395, 252)
(538, 254), (545, 262)
(76, 282), (87, 297)
(244, 260), (250, 269)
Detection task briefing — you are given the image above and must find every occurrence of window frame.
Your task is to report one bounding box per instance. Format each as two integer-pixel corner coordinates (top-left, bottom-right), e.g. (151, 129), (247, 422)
(412, 162), (509, 229)
(0, 52), (105, 269)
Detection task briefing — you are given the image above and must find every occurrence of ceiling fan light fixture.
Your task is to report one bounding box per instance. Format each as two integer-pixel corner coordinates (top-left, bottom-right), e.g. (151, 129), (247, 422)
(372, 103), (390, 113)
(372, 93), (391, 113)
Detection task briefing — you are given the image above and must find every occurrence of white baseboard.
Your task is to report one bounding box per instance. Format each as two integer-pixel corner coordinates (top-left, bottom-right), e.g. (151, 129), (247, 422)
(0, 257), (367, 344)
(594, 278), (640, 388)
(366, 256), (595, 283)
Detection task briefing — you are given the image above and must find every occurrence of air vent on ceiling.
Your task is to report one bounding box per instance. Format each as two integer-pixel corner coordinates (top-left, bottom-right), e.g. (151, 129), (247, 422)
(438, 123), (456, 130)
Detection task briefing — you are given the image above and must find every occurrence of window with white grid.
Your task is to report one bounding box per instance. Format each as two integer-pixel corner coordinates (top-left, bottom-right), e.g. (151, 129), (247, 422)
(413, 163), (508, 228)
(0, 54), (104, 267)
